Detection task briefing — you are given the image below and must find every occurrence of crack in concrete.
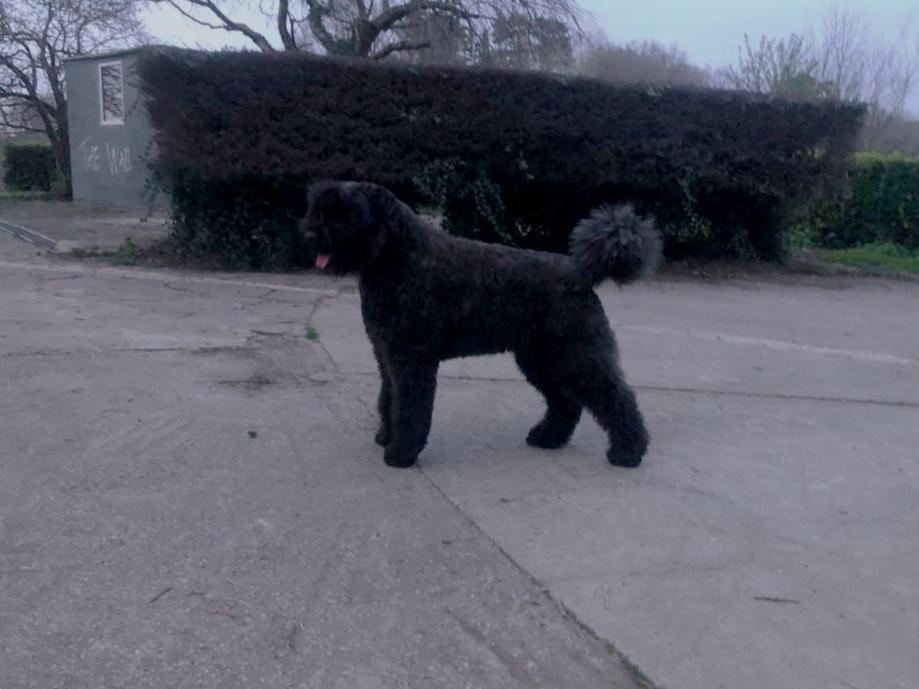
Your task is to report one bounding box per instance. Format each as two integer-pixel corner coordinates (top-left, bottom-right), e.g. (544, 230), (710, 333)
(446, 608), (542, 686)
(634, 384), (919, 409)
(304, 293), (344, 375)
(0, 259), (349, 296)
(35, 274), (81, 282)
(0, 219), (56, 249)
(619, 323), (918, 367)
(341, 369), (919, 410)
(0, 344), (254, 359)
(417, 463), (661, 689)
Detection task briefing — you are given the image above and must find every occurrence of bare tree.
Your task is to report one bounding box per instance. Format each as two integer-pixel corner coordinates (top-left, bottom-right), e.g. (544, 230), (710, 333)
(816, 5), (919, 148)
(0, 0), (148, 192)
(578, 37), (709, 87)
(387, 12), (470, 65)
(722, 4), (919, 150)
(721, 33), (828, 99)
(153, 0), (584, 64)
(816, 3), (868, 102)
(475, 11), (572, 70)
(871, 115), (919, 155)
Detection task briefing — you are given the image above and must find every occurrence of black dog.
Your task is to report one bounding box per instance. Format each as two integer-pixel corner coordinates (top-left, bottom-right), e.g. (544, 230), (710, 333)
(304, 181), (661, 469)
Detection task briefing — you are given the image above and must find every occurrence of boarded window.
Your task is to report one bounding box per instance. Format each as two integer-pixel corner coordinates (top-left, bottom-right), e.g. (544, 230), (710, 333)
(99, 61), (124, 124)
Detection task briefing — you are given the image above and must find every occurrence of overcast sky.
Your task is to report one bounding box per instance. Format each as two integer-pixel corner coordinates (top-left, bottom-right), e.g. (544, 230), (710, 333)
(144, 1), (918, 110)
(582, 0), (915, 69)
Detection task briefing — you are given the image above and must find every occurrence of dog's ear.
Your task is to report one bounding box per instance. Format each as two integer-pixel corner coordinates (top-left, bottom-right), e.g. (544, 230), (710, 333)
(342, 183), (397, 259)
(308, 181), (352, 220)
(340, 183), (382, 227)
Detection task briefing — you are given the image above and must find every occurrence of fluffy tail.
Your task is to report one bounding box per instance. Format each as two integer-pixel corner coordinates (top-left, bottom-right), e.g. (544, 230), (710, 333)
(569, 204), (662, 286)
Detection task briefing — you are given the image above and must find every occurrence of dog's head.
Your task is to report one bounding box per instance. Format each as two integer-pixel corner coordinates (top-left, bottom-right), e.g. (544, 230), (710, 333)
(302, 181), (393, 273)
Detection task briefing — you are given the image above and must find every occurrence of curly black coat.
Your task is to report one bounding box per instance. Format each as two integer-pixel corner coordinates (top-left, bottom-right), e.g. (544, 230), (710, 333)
(303, 181), (661, 469)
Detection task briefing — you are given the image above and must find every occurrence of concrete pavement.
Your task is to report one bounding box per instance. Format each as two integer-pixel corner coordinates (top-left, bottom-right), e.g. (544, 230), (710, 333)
(0, 232), (645, 689)
(0, 199), (169, 252)
(1, 230), (917, 689)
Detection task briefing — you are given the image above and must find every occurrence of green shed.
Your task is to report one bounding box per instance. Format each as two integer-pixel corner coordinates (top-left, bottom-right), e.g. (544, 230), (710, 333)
(64, 48), (162, 210)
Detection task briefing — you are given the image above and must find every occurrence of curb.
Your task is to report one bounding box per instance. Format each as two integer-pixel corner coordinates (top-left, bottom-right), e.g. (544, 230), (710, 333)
(0, 219), (57, 250)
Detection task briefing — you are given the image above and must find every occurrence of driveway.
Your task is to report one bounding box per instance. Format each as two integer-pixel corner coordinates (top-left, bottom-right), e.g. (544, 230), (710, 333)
(1, 229), (917, 689)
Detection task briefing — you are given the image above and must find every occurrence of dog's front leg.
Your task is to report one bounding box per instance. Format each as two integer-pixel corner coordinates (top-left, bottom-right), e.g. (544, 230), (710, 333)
(374, 374), (392, 447)
(370, 339), (393, 447)
(383, 360), (438, 468)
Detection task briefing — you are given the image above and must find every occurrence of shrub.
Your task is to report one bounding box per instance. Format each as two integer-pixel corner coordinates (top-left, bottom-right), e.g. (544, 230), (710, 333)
(165, 171), (309, 269)
(807, 153), (919, 249)
(413, 160), (538, 246)
(137, 48), (864, 264)
(3, 143), (55, 192)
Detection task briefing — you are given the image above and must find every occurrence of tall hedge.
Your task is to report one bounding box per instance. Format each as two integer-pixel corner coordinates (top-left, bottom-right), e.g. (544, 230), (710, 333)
(808, 153), (919, 249)
(137, 48), (864, 267)
(3, 143), (54, 192)
(166, 171), (307, 269)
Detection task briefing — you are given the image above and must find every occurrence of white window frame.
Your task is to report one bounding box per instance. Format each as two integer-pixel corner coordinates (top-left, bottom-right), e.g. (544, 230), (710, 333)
(98, 60), (125, 126)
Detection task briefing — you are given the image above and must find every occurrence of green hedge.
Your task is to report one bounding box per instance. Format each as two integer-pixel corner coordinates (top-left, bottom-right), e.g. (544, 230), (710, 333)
(808, 153), (919, 249)
(137, 48), (864, 267)
(166, 171), (307, 269)
(3, 143), (54, 192)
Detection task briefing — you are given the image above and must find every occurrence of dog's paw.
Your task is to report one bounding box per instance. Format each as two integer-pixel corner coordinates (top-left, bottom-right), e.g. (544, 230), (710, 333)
(607, 447), (643, 468)
(384, 447), (418, 469)
(526, 422), (573, 450)
(374, 427), (391, 447)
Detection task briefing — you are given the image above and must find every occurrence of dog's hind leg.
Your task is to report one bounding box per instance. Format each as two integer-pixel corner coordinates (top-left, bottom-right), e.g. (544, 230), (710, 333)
(515, 350), (582, 450)
(565, 350), (649, 467)
(383, 359), (439, 468)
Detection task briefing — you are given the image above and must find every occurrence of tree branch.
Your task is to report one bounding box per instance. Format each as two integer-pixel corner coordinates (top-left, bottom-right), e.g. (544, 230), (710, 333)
(373, 1), (477, 34)
(372, 38), (432, 60)
(0, 53), (41, 103)
(0, 104), (48, 134)
(156, 0), (276, 52)
(277, 0), (297, 50)
(306, 0), (350, 55)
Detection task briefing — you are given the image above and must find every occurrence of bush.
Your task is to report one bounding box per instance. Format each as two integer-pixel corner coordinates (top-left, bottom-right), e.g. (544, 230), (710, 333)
(3, 143), (55, 192)
(413, 160), (538, 246)
(137, 48), (864, 264)
(166, 171), (309, 269)
(807, 153), (919, 249)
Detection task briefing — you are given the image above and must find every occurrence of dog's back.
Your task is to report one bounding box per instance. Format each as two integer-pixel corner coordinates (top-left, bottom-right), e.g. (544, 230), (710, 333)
(361, 220), (605, 360)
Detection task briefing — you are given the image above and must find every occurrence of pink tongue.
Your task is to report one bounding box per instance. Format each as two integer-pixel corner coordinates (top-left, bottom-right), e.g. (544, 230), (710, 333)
(315, 254), (330, 270)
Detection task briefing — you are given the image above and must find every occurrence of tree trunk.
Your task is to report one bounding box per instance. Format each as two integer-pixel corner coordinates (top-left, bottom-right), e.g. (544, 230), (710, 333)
(354, 19), (379, 57)
(49, 107), (72, 198)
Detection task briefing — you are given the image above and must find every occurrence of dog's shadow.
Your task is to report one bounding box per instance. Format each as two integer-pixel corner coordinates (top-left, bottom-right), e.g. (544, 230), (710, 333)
(418, 370), (619, 484)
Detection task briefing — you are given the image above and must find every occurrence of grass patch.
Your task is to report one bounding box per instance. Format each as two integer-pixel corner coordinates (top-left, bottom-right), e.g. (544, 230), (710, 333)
(0, 195), (120, 221)
(107, 239), (142, 266)
(67, 241), (140, 266)
(0, 190), (52, 201)
(65, 237), (174, 267)
(64, 234), (319, 275)
(814, 242), (919, 275)
(67, 246), (105, 259)
(305, 326), (320, 342)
